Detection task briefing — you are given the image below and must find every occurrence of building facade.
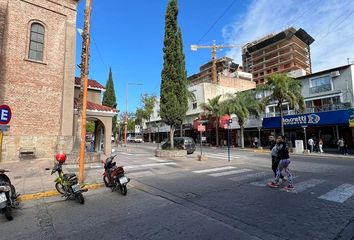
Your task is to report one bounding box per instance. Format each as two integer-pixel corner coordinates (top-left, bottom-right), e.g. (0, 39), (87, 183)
(0, 0), (116, 162)
(262, 64), (354, 150)
(144, 58), (256, 143)
(242, 27), (314, 84)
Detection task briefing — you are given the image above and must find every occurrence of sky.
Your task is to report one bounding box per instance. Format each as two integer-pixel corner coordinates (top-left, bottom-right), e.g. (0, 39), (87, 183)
(75, 0), (354, 114)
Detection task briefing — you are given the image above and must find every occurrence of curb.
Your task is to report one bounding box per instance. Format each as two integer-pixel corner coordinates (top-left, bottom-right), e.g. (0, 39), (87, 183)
(17, 183), (104, 202)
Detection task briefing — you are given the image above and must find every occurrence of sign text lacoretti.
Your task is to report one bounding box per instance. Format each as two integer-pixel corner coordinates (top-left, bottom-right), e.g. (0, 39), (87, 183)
(283, 114), (320, 126)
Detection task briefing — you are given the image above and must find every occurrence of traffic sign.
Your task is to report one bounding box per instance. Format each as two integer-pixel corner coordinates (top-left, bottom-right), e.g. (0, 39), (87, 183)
(0, 105), (11, 125)
(197, 125), (205, 132)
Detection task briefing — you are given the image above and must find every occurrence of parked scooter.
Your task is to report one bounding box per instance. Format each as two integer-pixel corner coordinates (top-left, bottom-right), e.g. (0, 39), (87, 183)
(0, 169), (19, 221)
(51, 153), (88, 204)
(103, 155), (130, 195)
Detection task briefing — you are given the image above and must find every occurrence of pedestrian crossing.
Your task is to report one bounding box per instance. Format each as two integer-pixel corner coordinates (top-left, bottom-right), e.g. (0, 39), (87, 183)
(204, 153), (240, 160)
(192, 165), (354, 204)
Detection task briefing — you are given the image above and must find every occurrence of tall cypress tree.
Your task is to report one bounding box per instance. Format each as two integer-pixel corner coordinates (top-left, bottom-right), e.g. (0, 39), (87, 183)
(160, 0), (188, 149)
(102, 67), (118, 135)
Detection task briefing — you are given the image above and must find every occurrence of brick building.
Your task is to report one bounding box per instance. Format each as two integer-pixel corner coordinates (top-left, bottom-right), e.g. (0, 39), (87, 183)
(242, 27), (315, 84)
(0, 0), (116, 162)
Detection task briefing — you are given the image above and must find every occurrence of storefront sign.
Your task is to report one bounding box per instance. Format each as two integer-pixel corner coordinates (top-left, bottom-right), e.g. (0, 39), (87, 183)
(263, 110), (350, 129)
(349, 108), (354, 127)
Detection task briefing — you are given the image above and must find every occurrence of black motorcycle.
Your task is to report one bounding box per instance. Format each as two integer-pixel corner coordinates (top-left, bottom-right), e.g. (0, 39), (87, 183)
(103, 155), (130, 195)
(0, 169), (19, 221)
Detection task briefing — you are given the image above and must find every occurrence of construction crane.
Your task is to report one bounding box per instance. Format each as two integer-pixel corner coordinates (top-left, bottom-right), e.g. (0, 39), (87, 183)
(191, 41), (242, 82)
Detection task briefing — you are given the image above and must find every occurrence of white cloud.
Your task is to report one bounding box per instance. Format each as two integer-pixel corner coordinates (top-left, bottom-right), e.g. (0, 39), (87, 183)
(222, 0), (354, 72)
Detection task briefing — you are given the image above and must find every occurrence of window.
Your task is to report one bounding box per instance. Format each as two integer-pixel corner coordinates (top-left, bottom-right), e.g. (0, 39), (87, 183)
(28, 23), (45, 61)
(192, 102), (197, 110)
(310, 75), (332, 94)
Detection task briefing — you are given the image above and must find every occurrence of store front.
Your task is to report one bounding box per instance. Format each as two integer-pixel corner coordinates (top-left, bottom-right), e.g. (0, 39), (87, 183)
(263, 110), (352, 149)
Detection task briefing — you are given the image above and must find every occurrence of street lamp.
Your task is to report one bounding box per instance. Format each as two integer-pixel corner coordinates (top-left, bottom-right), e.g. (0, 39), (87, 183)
(124, 83), (143, 145)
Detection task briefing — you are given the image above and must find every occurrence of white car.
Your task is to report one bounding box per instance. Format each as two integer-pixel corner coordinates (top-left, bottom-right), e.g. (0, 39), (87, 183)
(134, 136), (143, 143)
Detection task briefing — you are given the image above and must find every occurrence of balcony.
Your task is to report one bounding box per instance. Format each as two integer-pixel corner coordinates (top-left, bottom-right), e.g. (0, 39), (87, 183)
(265, 103), (351, 118)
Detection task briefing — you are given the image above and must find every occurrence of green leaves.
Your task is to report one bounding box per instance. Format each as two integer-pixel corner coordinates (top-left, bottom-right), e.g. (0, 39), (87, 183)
(102, 67), (118, 134)
(160, 0), (188, 129)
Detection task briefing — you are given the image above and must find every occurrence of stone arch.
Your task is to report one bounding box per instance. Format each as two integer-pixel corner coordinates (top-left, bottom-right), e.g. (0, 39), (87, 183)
(86, 115), (112, 156)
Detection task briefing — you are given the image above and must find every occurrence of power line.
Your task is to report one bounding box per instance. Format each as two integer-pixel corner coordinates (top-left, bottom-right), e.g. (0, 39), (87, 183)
(91, 34), (109, 72)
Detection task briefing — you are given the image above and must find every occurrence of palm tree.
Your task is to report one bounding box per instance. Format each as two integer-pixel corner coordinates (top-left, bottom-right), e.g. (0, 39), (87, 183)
(223, 91), (262, 148)
(258, 73), (305, 135)
(200, 95), (223, 146)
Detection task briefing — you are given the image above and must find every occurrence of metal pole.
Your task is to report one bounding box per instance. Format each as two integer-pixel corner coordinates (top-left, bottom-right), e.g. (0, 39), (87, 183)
(200, 130), (203, 155)
(157, 126), (160, 149)
(303, 127), (307, 150)
(212, 41), (217, 82)
(124, 84), (128, 145)
(258, 128), (261, 148)
(227, 127), (231, 162)
(0, 130), (3, 162)
(79, 0), (92, 184)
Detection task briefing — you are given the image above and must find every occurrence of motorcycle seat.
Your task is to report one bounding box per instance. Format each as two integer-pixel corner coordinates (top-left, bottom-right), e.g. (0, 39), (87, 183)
(63, 173), (76, 179)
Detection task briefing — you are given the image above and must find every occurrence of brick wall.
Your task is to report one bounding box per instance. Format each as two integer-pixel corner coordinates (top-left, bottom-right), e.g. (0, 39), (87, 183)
(0, 0), (78, 162)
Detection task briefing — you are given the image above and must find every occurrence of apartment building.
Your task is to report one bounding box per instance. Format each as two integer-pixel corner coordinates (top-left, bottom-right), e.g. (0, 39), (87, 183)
(242, 27), (315, 84)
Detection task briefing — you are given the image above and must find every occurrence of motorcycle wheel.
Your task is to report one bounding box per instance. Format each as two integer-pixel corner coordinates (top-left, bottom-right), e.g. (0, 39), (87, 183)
(4, 206), (13, 221)
(120, 185), (127, 196)
(103, 176), (110, 187)
(55, 183), (66, 195)
(76, 193), (85, 204)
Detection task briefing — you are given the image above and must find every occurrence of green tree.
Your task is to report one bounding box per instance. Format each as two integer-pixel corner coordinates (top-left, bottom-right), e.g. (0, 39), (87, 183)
(160, 0), (188, 149)
(135, 108), (145, 125)
(258, 73), (305, 135)
(200, 95), (223, 146)
(102, 67), (118, 134)
(223, 91), (262, 148)
(86, 121), (95, 133)
(141, 94), (157, 142)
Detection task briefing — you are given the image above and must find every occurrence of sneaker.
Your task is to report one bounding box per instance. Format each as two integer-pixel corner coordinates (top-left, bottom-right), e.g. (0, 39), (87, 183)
(280, 178), (287, 184)
(267, 181), (279, 188)
(283, 185), (295, 190)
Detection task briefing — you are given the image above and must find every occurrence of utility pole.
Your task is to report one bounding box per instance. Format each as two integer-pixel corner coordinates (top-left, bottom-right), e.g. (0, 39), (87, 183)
(78, 0), (92, 183)
(191, 41), (242, 83)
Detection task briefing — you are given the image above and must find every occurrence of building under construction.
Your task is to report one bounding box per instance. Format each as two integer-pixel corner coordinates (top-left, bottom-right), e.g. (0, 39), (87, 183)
(242, 27), (315, 84)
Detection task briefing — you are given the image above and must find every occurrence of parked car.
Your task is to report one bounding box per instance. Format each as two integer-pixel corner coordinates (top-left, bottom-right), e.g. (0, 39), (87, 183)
(127, 136), (135, 143)
(161, 137), (196, 154)
(134, 136), (143, 143)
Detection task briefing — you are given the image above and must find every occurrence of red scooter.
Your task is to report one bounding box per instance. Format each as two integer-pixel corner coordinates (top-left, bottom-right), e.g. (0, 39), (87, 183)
(103, 155), (130, 195)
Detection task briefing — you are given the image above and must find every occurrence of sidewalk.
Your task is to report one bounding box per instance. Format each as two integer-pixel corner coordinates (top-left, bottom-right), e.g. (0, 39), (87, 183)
(0, 158), (105, 201)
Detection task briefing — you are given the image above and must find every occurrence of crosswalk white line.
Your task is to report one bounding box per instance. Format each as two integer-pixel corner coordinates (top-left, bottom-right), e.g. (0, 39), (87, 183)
(147, 157), (169, 162)
(285, 179), (325, 193)
(208, 169), (253, 177)
(125, 162), (177, 170)
(229, 172), (269, 182)
(192, 166), (236, 174)
(206, 153), (239, 159)
(318, 184), (354, 203)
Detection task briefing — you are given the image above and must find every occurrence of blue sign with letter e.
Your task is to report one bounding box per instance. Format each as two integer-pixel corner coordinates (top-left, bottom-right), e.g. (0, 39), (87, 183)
(0, 105), (12, 124)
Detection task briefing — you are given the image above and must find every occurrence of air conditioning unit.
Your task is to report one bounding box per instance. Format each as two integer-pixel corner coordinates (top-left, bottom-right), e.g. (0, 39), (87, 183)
(330, 71), (340, 77)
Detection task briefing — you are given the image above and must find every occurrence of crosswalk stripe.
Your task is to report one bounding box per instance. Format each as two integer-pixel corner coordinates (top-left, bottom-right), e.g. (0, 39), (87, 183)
(318, 183), (354, 203)
(229, 172), (269, 182)
(285, 179), (325, 193)
(206, 153), (239, 159)
(192, 166), (236, 174)
(147, 157), (169, 162)
(208, 169), (253, 177)
(125, 162), (176, 170)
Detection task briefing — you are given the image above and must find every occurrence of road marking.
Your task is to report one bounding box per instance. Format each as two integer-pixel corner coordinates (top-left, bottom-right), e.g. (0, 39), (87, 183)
(147, 157), (169, 162)
(229, 172), (269, 182)
(206, 153), (239, 159)
(285, 179), (325, 193)
(192, 166), (236, 174)
(209, 169), (253, 177)
(125, 162), (177, 170)
(318, 183), (354, 203)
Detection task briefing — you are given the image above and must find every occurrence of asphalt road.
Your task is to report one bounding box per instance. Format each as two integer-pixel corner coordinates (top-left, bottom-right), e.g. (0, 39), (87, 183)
(1, 143), (354, 240)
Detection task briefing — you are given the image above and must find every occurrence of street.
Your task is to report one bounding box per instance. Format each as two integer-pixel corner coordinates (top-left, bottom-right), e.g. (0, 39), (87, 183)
(1, 143), (354, 240)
